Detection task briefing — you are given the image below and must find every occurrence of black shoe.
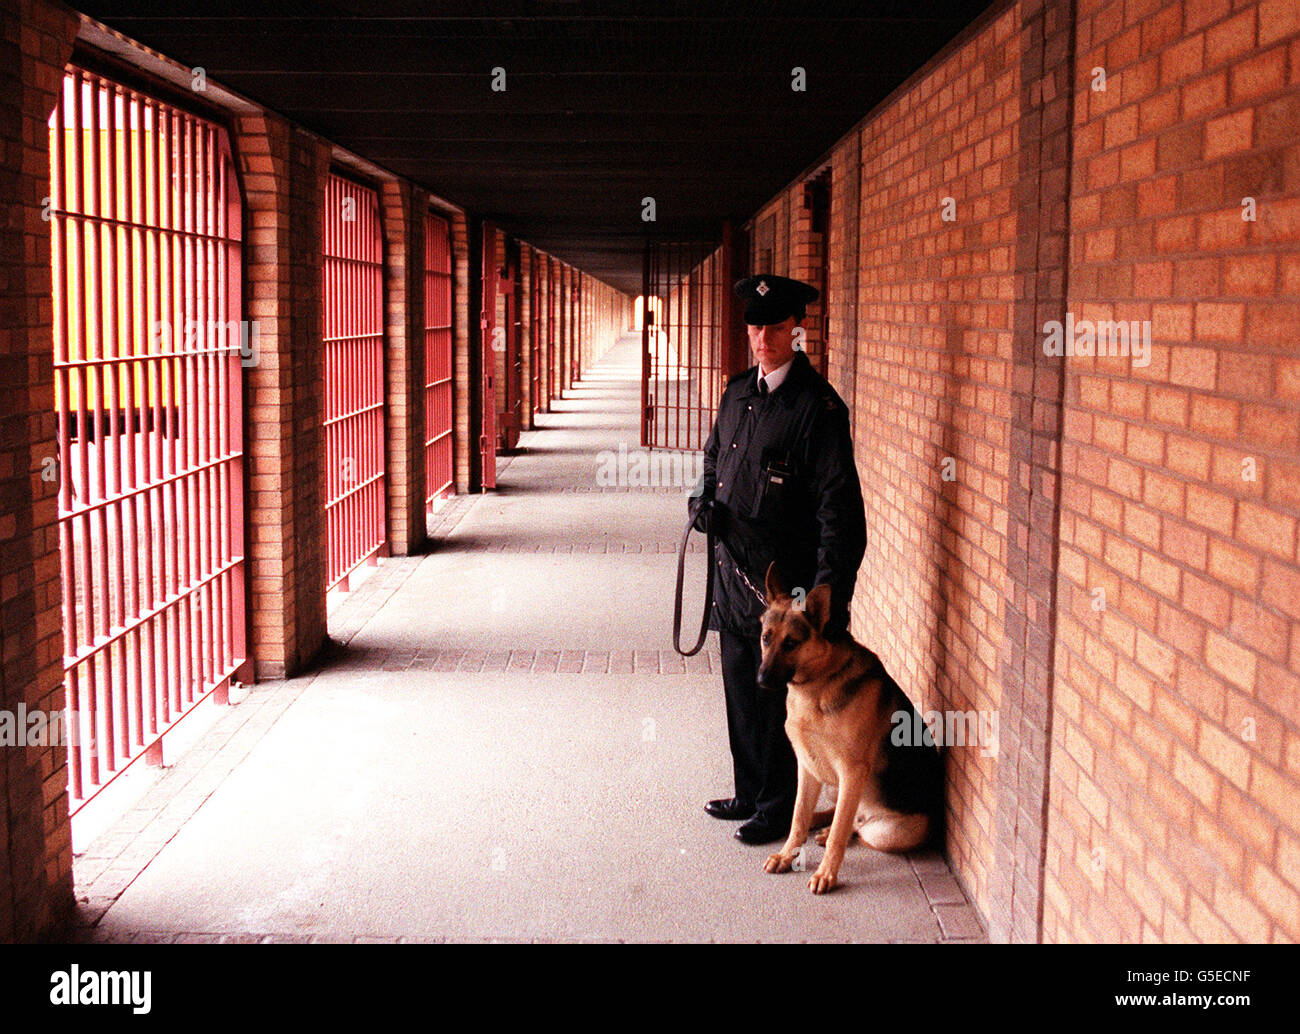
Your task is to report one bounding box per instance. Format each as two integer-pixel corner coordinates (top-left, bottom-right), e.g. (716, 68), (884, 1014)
(734, 814), (789, 845)
(704, 797), (754, 821)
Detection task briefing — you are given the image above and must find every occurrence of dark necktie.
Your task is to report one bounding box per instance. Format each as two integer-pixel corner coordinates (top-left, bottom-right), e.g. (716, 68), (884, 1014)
(758, 377), (768, 397)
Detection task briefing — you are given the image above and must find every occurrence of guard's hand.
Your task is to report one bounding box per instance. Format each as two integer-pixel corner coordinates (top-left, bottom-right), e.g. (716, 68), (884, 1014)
(689, 494), (714, 532)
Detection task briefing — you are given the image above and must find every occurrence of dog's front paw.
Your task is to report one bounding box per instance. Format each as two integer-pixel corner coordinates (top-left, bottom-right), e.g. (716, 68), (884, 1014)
(763, 851), (797, 874)
(808, 865), (839, 894)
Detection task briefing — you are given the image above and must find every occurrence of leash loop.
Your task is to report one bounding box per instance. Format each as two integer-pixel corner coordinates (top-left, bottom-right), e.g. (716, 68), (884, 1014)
(672, 513), (714, 656)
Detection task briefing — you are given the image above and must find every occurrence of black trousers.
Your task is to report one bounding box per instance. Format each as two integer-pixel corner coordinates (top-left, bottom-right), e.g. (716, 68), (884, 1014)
(719, 629), (797, 824)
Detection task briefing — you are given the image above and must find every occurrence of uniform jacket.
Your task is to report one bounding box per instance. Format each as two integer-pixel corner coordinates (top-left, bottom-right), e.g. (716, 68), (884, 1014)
(689, 349), (867, 637)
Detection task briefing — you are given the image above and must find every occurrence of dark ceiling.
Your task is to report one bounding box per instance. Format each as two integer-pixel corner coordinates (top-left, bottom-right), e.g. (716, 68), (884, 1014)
(79, 0), (996, 295)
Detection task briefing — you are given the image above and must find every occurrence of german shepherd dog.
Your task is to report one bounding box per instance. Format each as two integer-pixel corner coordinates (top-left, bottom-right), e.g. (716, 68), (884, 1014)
(758, 564), (943, 894)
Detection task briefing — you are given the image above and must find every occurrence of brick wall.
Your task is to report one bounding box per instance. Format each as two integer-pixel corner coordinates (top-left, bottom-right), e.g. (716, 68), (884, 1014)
(750, 0), (1300, 942)
(752, 2), (1024, 922)
(0, 0), (79, 942)
(852, 3), (1022, 924)
(1044, 0), (1300, 943)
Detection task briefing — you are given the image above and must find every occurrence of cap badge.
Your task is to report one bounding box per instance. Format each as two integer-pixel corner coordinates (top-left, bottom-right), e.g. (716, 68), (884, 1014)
(755, 280), (769, 296)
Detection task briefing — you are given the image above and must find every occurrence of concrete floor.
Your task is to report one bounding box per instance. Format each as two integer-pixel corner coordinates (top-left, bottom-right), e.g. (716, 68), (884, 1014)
(72, 335), (986, 943)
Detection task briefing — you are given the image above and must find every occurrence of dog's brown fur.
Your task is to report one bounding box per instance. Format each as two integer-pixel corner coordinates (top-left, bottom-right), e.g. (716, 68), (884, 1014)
(758, 564), (937, 894)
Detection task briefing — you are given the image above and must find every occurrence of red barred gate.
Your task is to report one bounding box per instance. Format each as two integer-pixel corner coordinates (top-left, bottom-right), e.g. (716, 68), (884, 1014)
(424, 210), (454, 508)
(49, 67), (248, 811)
(322, 172), (387, 590)
(641, 239), (730, 451)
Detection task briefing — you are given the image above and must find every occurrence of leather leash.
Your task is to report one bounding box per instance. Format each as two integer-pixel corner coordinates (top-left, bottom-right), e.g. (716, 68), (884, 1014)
(672, 511), (767, 657)
(672, 514), (714, 657)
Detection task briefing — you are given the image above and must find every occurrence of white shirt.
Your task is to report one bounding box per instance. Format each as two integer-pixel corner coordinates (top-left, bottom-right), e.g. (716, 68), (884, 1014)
(757, 356), (794, 395)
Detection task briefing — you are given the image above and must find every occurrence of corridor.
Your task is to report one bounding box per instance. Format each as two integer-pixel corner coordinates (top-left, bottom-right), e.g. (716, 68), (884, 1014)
(6, 0), (1299, 949)
(71, 336), (984, 943)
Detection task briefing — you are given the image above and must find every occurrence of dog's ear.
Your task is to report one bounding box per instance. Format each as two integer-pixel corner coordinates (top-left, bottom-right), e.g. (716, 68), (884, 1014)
(764, 561), (787, 603)
(804, 584), (833, 634)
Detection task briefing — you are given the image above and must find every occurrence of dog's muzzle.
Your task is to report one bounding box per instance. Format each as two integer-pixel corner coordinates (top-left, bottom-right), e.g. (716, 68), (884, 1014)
(756, 664), (791, 692)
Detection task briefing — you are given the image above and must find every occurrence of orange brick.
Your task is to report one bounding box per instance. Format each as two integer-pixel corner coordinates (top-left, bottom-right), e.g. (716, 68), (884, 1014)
(1212, 445), (1265, 495)
(1197, 208), (1251, 249)
(1188, 893), (1237, 942)
(1205, 9), (1258, 66)
(1277, 358), (1300, 402)
(1198, 720), (1252, 790)
(1228, 596), (1289, 661)
(1237, 500), (1297, 558)
(1267, 459), (1300, 510)
(1148, 387), (1188, 427)
(1246, 302), (1300, 346)
(1182, 70), (1227, 117)
(1162, 521), (1209, 567)
(1184, 0), (1232, 34)
(1259, 0), (1300, 47)
(1223, 253), (1277, 296)
(1110, 380), (1145, 417)
(1230, 45), (1288, 102)
(1125, 426), (1164, 466)
(1249, 860), (1300, 935)
(1181, 571), (1232, 626)
(1161, 33), (1206, 85)
(1143, 470), (1186, 512)
(1252, 760), (1300, 835)
(1219, 353), (1274, 397)
(1166, 435), (1212, 480)
(1207, 538), (1261, 594)
(1173, 746), (1220, 809)
(1185, 484), (1236, 536)
(1261, 558), (1300, 621)
(1155, 214), (1198, 252)
(1139, 549), (1181, 597)
(1168, 346), (1217, 389)
(1193, 302), (1245, 341)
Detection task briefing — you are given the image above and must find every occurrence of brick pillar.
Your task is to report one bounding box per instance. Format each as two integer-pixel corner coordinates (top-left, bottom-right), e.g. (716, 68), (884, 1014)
(989, 0), (1077, 944)
(380, 180), (427, 554)
(452, 211), (473, 494)
(536, 254), (552, 415)
(234, 114), (330, 679)
(560, 264), (571, 395)
(0, 0), (80, 942)
(520, 244), (534, 429)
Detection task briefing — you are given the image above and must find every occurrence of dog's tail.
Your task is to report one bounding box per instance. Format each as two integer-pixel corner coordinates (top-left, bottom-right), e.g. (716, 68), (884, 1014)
(810, 809), (835, 830)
